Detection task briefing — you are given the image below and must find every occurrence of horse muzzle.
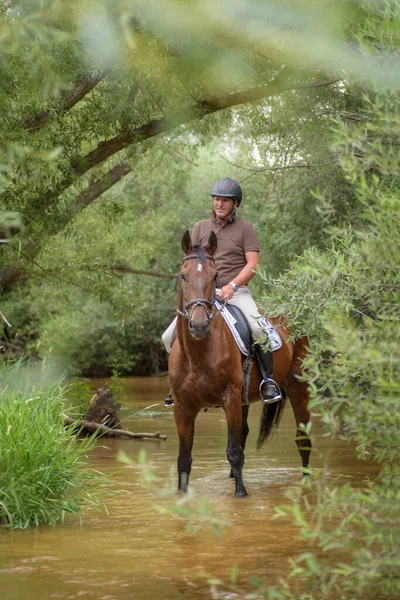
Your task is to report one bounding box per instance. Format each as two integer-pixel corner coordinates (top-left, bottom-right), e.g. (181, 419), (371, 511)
(188, 319), (211, 339)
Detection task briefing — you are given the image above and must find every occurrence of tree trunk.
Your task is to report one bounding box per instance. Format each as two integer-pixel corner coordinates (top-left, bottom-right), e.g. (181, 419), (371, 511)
(84, 385), (121, 428)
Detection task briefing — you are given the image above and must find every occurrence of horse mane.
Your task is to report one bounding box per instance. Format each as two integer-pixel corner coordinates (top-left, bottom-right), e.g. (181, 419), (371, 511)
(192, 243), (207, 266)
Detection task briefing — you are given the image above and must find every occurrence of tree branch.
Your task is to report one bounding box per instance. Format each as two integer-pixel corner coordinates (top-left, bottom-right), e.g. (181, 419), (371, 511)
(24, 71), (108, 132)
(103, 265), (178, 279)
(171, 151), (200, 167)
(62, 414), (167, 440)
(219, 154), (337, 173)
(317, 110), (368, 122)
(77, 162), (133, 209)
(0, 266), (28, 291)
(75, 74), (341, 177)
(198, 76), (341, 112)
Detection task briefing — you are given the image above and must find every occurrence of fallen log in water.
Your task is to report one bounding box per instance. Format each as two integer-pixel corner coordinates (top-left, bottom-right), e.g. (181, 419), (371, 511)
(62, 414), (167, 440)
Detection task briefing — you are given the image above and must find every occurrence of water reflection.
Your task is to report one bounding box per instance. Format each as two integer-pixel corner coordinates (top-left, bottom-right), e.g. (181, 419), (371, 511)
(0, 376), (380, 600)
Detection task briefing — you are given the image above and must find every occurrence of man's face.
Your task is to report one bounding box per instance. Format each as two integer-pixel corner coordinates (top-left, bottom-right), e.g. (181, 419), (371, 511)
(213, 196), (238, 221)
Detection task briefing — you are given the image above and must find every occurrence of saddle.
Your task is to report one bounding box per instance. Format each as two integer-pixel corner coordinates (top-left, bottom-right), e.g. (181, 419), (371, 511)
(214, 300), (281, 354)
(214, 299), (282, 391)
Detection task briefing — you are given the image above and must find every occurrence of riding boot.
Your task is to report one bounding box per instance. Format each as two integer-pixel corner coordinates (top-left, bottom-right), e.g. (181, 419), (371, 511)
(255, 346), (283, 404)
(165, 389), (174, 408)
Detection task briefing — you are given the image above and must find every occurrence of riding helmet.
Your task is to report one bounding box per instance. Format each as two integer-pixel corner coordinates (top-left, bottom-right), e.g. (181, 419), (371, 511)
(210, 178), (242, 206)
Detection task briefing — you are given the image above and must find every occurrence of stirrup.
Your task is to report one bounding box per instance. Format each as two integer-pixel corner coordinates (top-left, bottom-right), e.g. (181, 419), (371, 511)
(259, 378), (282, 404)
(164, 389), (174, 408)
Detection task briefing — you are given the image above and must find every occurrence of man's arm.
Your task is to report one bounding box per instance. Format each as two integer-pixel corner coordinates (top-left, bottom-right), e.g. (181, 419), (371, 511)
(217, 251), (259, 301)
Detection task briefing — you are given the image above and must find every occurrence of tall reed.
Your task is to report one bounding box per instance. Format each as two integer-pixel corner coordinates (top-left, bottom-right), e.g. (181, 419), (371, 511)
(0, 359), (105, 529)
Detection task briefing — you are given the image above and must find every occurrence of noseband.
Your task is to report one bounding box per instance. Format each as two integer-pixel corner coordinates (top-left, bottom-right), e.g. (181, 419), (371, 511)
(177, 253), (223, 321)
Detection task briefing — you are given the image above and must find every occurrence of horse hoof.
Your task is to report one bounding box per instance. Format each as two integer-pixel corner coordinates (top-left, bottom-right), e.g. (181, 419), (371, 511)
(301, 471), (312, 488)
(235, 489), (248, 498)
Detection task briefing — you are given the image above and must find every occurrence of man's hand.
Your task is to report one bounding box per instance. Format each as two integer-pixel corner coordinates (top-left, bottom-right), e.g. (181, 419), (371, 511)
(217, 285), (235, 301)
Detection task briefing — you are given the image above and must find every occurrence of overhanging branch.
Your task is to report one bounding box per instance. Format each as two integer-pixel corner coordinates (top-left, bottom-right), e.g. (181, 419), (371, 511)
(26, 73), (342, 222)
(219, 154), (337, 173)
(24, 70), (108, 132)
(76, 74), (341, 177)
(198, 76), (340, 112)
(77, 162), (133, 209)
(103, 266), (178, 279)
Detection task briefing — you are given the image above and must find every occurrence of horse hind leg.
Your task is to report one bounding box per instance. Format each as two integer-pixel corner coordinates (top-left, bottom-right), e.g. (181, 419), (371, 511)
(288, 378), (312, 471)
(174, 405), (196, 492)
(229, 404), (249, 479)
(286, 337), (312, 473)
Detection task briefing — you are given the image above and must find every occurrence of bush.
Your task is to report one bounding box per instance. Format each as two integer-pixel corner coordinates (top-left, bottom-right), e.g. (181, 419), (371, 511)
(0, 360), (105, 529)
(252, 69), (400, 600)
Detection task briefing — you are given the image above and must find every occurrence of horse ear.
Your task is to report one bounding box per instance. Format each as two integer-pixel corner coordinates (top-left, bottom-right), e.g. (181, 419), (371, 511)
(207, 231), (218, 256)
(181, 230), (192, 254)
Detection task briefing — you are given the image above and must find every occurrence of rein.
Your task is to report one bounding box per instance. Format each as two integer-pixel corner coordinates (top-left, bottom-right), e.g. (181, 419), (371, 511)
(177, 253), (224, 321)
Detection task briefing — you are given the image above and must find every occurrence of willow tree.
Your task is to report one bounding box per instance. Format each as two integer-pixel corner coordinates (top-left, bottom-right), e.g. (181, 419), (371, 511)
(0, 0), (378, 291)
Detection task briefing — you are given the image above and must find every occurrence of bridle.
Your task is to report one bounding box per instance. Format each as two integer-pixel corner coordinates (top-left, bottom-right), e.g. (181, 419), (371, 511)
(176, 253), (223, 322)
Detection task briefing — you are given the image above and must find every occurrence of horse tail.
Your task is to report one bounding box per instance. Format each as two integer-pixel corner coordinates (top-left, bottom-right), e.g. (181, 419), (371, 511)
(256, 394), (286, 450)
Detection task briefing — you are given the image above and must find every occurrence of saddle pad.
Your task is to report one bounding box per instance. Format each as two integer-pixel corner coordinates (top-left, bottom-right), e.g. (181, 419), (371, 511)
(214, 300), (282, 354)
(215, 300), (249, 355)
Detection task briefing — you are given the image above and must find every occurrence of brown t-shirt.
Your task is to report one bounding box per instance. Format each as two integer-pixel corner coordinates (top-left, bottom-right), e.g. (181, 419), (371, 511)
(191, 214), (260, 287)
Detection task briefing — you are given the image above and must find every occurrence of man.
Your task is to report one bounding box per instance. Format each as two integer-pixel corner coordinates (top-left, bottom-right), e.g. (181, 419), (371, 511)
(162, 177), (282, 405)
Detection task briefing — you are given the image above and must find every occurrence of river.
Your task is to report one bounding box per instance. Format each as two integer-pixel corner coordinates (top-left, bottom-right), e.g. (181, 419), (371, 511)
(0, 376), (380, 599)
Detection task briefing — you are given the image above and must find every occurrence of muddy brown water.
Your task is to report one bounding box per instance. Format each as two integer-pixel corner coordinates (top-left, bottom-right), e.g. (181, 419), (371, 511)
(0, 376), (380, 600)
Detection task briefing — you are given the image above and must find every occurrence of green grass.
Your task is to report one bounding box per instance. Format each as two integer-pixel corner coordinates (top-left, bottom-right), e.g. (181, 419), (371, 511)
(0, 359), (105, 529)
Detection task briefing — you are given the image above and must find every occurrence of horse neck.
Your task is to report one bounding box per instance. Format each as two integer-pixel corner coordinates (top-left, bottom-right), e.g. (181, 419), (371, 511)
(177, 316), (223, 359)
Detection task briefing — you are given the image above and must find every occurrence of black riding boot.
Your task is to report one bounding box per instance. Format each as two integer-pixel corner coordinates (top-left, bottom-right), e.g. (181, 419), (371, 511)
(165, 389), (174, 408)
(255, 347), (283, 404)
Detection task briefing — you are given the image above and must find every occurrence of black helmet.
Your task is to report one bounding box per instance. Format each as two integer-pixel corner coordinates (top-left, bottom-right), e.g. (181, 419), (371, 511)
(210, 178), (242, 206)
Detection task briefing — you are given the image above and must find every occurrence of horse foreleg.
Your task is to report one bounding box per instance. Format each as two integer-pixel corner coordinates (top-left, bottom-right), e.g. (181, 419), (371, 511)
(174, 406), (196, 492)
(225, 396), (248, 497)
(229, 404), (249, 479)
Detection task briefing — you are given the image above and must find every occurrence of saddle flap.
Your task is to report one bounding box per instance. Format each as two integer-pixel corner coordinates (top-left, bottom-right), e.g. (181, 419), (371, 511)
(215, 300), (282, 355)
(225, 303), (254, 351)
(214, 299), (251, 356)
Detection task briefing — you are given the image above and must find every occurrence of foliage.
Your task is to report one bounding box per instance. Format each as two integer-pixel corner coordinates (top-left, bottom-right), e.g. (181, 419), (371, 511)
(151, 3), (399, 598)
(1, 0), (384, 375)
(0, 276), (171, 375)
(108, 366), (128, 405)
(1, 0), (352, 243)
(0, 359), (106, 529)
(0, 117), (358, 375)
(0, 0), (397, 594)
(64, 369), (126, 419)
(245, 7), (399, 600)
(64, 376), (92, 419)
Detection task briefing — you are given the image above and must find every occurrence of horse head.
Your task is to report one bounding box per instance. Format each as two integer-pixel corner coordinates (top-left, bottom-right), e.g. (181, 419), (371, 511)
(179, 230), (218, 339)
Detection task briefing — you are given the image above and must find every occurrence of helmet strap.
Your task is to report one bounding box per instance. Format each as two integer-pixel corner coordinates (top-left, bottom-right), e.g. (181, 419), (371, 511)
(226, 207), (237, 223)
(212, 206), (237, 225)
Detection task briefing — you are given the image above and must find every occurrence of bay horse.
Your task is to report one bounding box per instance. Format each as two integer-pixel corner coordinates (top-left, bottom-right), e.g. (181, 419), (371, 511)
(168, 230), (311, 497)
